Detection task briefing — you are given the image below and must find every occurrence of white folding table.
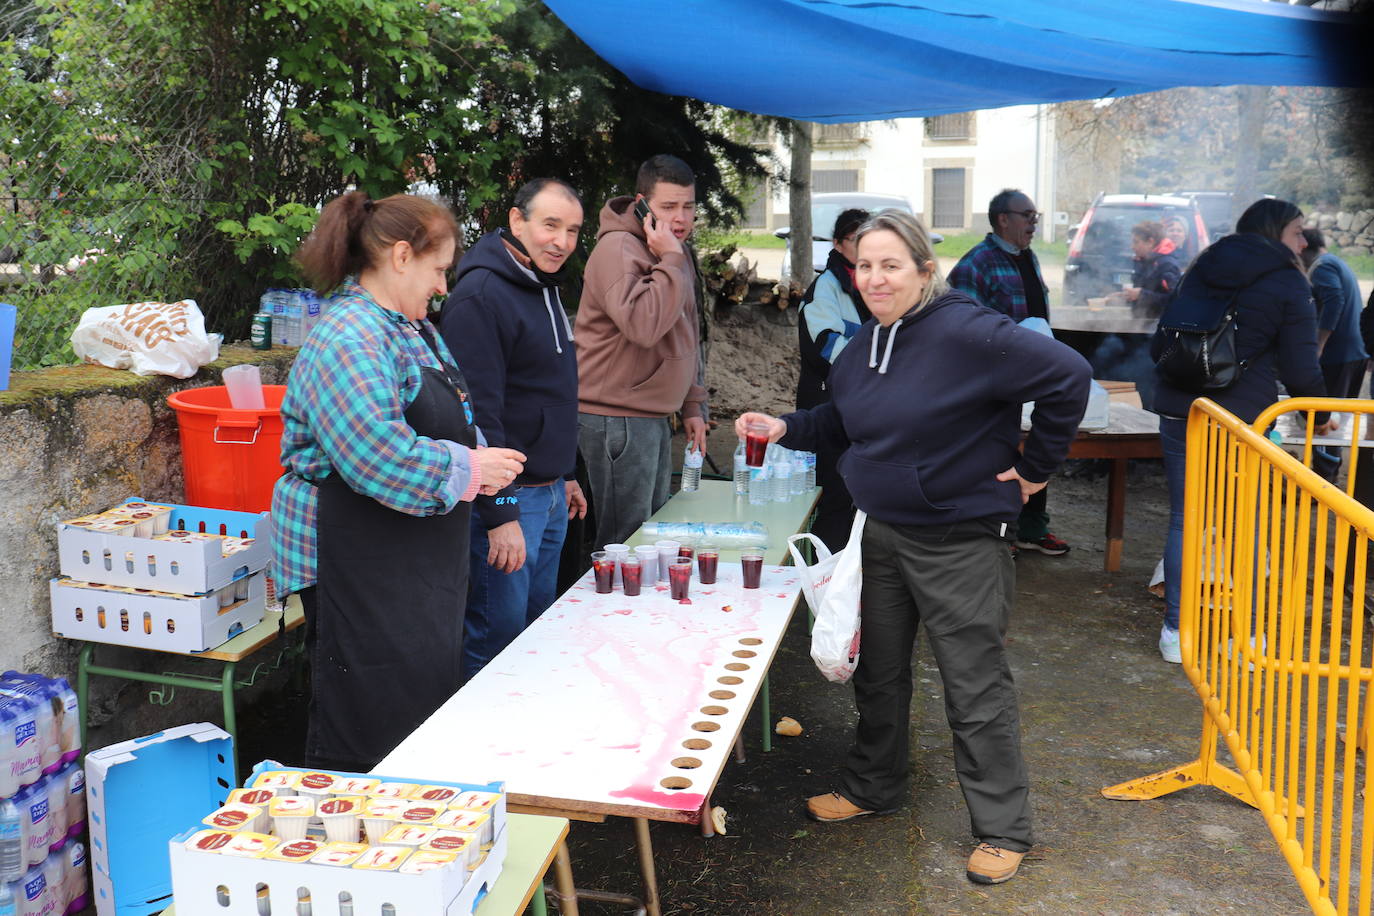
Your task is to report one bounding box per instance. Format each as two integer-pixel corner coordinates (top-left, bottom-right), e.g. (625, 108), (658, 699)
(377, 562), (803, 915)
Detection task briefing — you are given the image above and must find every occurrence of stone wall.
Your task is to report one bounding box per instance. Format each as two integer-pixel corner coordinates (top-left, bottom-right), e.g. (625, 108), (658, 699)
(1305, 208), (1374, 256)
(0, 345), (296, 746)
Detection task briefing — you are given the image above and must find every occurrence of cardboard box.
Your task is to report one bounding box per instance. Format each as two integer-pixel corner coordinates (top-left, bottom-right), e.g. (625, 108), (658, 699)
(57, 499), (270, 594)
(170, 764), (507, 915)
(87, 723), (234, 916)
(51, 573), (266, 653)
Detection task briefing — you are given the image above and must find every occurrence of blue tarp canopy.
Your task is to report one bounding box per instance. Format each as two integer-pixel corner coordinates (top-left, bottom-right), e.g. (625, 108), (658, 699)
(542, 0), (1368, 122)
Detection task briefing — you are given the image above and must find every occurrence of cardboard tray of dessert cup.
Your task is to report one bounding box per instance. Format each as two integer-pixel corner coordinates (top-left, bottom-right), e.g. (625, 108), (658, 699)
(57, 498), (270, 594)
(169, 761), (507, 916)
(50, 572), (266, 653)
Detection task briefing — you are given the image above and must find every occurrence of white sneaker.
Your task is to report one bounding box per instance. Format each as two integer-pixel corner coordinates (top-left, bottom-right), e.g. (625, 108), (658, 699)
(1159, 626), (1182, 664)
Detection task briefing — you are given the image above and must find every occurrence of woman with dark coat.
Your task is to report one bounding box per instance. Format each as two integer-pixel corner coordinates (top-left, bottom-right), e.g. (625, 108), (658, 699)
(1149, 197), (1329, 665)
(1120, 220), (1181, 317)
(741, 210), (1090, 886)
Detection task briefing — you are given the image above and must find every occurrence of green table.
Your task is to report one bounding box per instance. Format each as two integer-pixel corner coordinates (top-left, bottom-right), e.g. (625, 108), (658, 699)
(626, 478), (820, 753)
(162, 812), (576, 916)
(74, 598), (306, 780)
(625, 478), (820, 566)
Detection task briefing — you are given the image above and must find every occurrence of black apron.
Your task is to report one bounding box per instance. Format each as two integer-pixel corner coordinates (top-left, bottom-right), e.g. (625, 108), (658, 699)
(307, 326), (476, 771)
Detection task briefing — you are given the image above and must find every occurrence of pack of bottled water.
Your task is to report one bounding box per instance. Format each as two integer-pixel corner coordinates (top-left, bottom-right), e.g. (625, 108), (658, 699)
(0, 672), (87, 916)
(257, 288), (325, 348)
(734, 443), (815, 505)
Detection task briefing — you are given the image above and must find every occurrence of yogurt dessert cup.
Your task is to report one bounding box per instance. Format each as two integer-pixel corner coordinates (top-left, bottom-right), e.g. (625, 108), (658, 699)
(399, 850), (458, 875)
(367, 781), (416, 799)
(226, 788), (276, 809)
(397, 802), (444, 825)
(251, 770), (302, 796)
(379, 824), (439, 850)
(419, 830), (474, 868)
(317, 795), (364, 843)
(184, 830), (236, 853)
(264, 839), (323, 863)
(202, 803), (265, 833)
(351, 846), (410, 872)
(221, 832), (278, 859)
(268, 795), (315, 840)
(413, 785), (459, 805)
(435, 809), (493, 846)
(309, 841), (368, 867)
(361, 798), (411, 844)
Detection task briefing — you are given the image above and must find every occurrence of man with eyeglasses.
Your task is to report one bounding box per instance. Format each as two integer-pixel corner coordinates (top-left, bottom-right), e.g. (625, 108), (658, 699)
(575, 154), (710, 546)
(950, 188), (1071, 558)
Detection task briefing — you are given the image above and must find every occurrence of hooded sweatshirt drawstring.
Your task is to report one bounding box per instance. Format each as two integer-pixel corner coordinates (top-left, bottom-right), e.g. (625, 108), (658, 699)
(868, 318), (903, 374)
(543, 288), (563, 354)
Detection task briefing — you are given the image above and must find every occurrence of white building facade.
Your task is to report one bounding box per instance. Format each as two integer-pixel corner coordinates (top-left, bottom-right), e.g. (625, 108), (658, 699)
(748, 105), (1058, 240)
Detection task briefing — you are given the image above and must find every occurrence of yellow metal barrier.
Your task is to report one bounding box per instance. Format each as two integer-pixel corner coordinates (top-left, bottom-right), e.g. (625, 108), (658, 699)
(1102, 397), (1374, 916)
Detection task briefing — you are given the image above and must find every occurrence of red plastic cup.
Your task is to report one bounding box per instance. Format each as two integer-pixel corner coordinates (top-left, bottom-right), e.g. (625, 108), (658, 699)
(668, 558), (692, 600)
(621, 557), (643, 596)
(741, 550), (763, 589)
(745, 422), (770, 467)
(591, 551), (614, 594)
(698, 550), (719, 585)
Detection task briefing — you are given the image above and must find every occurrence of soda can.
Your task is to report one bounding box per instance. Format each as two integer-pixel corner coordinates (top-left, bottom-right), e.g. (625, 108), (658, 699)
(250, 312), (272, 350)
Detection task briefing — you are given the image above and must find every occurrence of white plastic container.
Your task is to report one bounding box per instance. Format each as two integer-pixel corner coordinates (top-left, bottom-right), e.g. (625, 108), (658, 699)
(222, 364), (266, 410)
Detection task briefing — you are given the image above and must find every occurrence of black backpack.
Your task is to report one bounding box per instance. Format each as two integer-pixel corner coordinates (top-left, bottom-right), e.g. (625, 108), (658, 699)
(1154, 265), (1285, 392)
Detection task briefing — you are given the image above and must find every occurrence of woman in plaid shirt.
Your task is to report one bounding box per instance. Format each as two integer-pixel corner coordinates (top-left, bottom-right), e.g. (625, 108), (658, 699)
(272, 191), (525, 771)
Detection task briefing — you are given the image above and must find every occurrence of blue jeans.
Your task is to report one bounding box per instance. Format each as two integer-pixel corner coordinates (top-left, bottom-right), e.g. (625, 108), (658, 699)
(1160, 416), (1187, 631)
(462, 482), (569, 680)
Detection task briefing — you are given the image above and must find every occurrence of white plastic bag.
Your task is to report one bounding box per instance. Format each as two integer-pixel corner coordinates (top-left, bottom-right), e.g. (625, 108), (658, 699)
(788, 510), (866, 683)
(71, 299), (220, 378)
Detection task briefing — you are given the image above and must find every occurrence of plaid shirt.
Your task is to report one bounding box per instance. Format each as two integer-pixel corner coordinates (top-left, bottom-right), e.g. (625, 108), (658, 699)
(271, 282), (479, 595)
(947, 233), (1049, 322)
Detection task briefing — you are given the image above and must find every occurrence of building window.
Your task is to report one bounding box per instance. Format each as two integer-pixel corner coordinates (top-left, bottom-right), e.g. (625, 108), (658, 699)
(813, 169), (859, 193)
(815, 123), (866, 144)
(931, 168), (965, 228)
(925, 113), (974, 141)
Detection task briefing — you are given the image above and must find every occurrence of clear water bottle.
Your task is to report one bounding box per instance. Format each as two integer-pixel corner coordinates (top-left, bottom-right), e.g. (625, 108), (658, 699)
(63, 842), (86, 914)
(17, 780), (50, 868)
(0, 797), (24, 885)
(63, 767), (84, 840)
(0, 877), (15, 916)
(0, 696), (40, 792)
(39, 851), (61, 916)
(680, 445), (703, 492)
(16, 864), (48, 916)
(772, 452), (792, 502)
(732, 442), (750, 497)
(803, 451), (817, 490)
(748, 466), (769, 506)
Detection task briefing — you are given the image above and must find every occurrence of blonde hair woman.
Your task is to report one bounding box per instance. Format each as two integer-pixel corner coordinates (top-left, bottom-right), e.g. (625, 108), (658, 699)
(737, 208), (1090, 885)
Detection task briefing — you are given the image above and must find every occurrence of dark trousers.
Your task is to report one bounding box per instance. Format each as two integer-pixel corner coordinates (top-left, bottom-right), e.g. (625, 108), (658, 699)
(838, 517), (1033, 852)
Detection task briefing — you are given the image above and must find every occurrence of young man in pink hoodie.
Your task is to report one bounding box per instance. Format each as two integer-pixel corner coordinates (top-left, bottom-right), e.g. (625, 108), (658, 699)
(574, 155), (709, 546)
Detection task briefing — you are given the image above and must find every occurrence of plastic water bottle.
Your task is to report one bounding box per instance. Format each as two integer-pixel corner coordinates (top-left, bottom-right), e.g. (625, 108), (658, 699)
(732, 443), (750, 497)
(680, 445), (703, 492)
(0, 798), (24, 884)
(0, 704), (18, 799)
(62, 767), (84, 840)
(39, 852), (61, 916)
(16, 864), (48, 916)
(0, 878), (16, 916)
(18, 780), (50, 868)
(748, 466), (769, 506)
(804, 451), (817, 490)
(0, 697), (39, 792)
(772, 451), (793, 502)
(62, 843), (86, 915)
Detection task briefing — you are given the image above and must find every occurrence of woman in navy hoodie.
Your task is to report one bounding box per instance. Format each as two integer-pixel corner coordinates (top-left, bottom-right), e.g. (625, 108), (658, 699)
(737, 210), (1090, 886)
(1149, 198), (1329, 665)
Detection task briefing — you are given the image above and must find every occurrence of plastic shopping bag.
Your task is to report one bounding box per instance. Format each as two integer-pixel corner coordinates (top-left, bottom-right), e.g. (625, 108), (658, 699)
(71, 299), (220, 378)
(787, 510), (865, 683)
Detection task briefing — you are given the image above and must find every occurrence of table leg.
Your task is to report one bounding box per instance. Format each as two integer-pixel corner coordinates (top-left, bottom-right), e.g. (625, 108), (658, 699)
(699, 797), (714, 838)
(1105, 457), (1127, 572)
(550, 840), (579, 916)
(76, 643), (92, 756)
(633, 817), (662, 916)
(760, 674), (772, 753)
(221, 661), (239, 779)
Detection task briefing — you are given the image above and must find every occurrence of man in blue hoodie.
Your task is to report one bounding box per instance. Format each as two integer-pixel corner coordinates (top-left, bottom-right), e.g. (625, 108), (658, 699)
(440, 178), (588, 681)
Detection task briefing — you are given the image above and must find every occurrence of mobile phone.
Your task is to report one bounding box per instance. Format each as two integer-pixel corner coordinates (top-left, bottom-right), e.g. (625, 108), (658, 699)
(633, 197), (656, 228)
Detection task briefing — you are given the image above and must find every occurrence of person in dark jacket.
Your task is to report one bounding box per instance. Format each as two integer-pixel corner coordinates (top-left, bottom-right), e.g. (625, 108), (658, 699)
(1300, 228), (1368, 480)
(738, 209), (1090, 886)
(1120, 220), (1181, 317)
(439, 178), (588, 682)
(1149, 198), (1330, 665)
(796, 207), (870, 550)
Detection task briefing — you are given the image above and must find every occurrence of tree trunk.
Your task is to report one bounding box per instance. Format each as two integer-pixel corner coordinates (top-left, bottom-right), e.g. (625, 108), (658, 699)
(1232, 85), (1270, 225)
(787, 120), (813, 290)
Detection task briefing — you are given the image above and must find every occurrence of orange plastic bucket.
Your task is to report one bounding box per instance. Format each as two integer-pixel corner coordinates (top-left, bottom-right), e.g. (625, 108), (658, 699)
(167, 385), (287, 512)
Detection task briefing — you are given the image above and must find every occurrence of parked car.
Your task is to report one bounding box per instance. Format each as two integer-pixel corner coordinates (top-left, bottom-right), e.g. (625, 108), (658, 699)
(1174, 190), (1237, 238)
(774, 191), (939, 278)
(1063, 193), (1210, 308)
